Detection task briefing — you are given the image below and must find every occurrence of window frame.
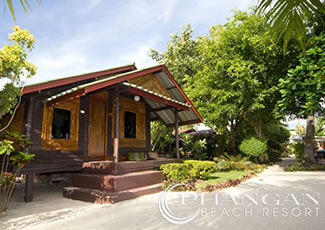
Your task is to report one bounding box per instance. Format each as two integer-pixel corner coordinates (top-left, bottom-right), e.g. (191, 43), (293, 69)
(41, 99), (80, 151)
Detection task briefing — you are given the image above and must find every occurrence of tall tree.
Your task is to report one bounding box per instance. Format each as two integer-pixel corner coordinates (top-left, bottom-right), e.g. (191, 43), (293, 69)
(277, 33), (325, 162)
(150, 11), (298, 154)
(150, 25), (202, 89)
(186, 11), (297, 153)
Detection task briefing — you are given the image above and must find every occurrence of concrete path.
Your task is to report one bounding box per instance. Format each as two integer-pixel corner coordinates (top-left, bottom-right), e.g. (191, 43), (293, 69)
(1, 157), (325, 230)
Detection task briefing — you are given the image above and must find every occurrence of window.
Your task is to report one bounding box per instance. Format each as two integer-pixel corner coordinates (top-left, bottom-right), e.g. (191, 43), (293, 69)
(51, 108), (71, 139)
(124, 111), (136, 138)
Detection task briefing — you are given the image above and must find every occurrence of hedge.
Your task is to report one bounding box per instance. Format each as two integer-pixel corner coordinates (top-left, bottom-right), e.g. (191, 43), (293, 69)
(160, 160), (216, 181)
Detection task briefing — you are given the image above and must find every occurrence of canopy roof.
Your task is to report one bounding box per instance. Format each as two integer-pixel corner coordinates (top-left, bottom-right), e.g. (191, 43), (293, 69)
(30, 64), (202, 126)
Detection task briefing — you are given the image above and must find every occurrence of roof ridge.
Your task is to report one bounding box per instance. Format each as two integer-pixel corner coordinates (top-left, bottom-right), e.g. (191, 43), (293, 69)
(22, 63), (136, 87)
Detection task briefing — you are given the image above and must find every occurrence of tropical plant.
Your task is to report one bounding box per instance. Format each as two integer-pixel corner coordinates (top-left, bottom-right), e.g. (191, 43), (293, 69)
(151, 121), (174, 153)
(239, 137), (268, 162)
(214, 153), (260, 171)
(0, 26), (36, 133)
(180, 133), (207, 160)
(2, 0), (39, 21)
(256, 0), (325, 51)
(0, 131), (35, 214)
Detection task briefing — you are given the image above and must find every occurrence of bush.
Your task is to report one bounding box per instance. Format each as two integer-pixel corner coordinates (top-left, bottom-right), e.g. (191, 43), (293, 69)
(214, 153), (264, 172)
(284, 162), (325, 172)
(160, 160), (216, 181)
(181, 134), (207, 160)
(184, 160), (216, 180)
(239, 137), (267, 162)
(291, 143), (304, 159)
(160, 163), (189, 181)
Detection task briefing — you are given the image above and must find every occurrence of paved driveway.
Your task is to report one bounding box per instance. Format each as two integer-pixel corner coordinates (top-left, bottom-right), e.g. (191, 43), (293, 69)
(2, 157), (325, 230)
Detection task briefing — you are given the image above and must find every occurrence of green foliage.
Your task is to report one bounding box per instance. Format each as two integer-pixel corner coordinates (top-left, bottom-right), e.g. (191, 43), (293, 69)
(264, 123), (290, 161)
(290, 143), (305, 159)
(0, 84), (22, 120)
(160, 160), (216, 181)
(214, 153), (262, 171)
(239, 137), (268, 161)
(150, 11), (299, 155)
(151, 121), (174, 153)
(184, 160), (216, 180)
(160, 163), (189, 182)
(315, 117), (325, 136)
(277, 33), (325, 118)
(2, 0), (39, 22)
(181, 133), (207, 160)
(0, 26), (36, 120)
(284, 162), (325, 172)
(10, 151), (35, 168)
(0, 131), (34, 213)
(2, 131), (32, 149)
(256, 0), (325, 52)
(0, 140), (14, 155)
(150, 25), (201, 89)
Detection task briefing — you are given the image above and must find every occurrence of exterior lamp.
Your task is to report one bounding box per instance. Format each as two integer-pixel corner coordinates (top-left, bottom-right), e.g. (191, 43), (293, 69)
(134, 95), (140, 102)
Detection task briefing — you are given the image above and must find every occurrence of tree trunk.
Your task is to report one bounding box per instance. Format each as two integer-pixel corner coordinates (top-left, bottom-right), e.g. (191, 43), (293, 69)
(253, 120), (263, 138)
(304, 114), (316, 162)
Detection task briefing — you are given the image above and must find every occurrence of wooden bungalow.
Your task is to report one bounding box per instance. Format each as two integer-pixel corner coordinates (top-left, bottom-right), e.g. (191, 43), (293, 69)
(1, 63), (202, 203)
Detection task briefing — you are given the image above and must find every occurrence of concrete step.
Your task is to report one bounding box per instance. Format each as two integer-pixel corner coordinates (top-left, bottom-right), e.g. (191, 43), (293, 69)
(63, 183), (163, 204)
(72, 170), (163, 192)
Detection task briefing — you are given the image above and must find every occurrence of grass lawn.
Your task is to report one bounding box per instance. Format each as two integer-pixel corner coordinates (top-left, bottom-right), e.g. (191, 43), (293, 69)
(196, 170), (251, 189)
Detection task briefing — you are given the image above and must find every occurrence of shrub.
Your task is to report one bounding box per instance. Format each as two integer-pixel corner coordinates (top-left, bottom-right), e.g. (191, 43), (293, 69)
(291, 143), (304, 159)
(160, 163), (189, 181)
(181, 134), (208, 160)
(214, 153), (263, 171)
(160, 160), (216, 181)
(0, 131), (35, 214)
(239, 137), (267, 162)
(184, 160), (216, 180)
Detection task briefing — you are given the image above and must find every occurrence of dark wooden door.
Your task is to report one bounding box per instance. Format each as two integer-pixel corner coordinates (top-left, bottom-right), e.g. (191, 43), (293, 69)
(88, 94), (107, 157)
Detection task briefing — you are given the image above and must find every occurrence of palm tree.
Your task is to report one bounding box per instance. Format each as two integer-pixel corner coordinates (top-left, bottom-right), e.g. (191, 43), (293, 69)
(2, 0), (39, 22)
(257, 0), (325, 51)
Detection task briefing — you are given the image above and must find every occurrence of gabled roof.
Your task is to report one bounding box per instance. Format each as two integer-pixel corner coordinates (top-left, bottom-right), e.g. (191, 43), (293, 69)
(41, 64), (203, 126)
(22, 63), (137, 94)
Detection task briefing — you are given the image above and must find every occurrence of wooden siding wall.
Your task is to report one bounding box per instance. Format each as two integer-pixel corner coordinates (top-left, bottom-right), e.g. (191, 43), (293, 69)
(129, 73), (172, 98)
(112, 97), (146, 148)
(0, 104), (25, 133)
(19, 83), (93, 172)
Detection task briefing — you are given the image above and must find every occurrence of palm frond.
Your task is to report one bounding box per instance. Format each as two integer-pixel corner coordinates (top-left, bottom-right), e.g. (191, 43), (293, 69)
(3, 0), (37, 22)
(257, 0), (325, 52)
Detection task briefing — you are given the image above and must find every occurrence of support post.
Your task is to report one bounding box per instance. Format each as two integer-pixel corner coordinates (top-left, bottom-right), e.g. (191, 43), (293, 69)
(24, 173), (34, 202)
(113, 93), (120, 174)
(24, 97), (34, 202)
(175, 109), (180, 159)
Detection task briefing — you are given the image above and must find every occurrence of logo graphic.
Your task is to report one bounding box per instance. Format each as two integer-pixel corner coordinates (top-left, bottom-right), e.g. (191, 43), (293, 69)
(158, 183), (200, 225)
